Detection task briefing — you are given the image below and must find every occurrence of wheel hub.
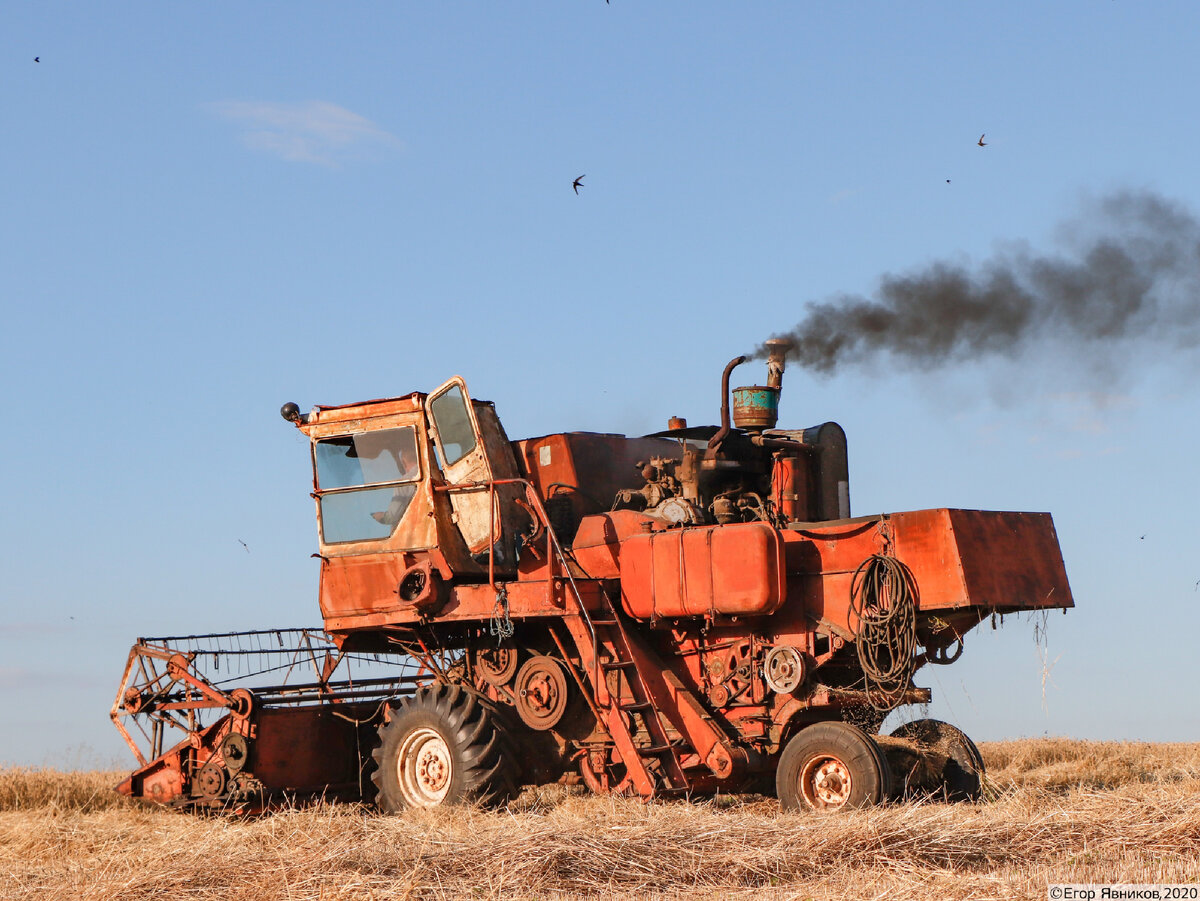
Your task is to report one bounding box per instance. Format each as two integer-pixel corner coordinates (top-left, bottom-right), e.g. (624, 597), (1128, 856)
(418, 749), (448, 791)
(524, 672), (558, 713)
(801, 755), (853, 809)
(397, 727), (453, 807)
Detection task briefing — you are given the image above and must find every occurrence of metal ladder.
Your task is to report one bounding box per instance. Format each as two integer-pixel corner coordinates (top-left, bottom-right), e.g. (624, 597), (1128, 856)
(562, 595), (691, 798)
(478, 479), (706, 798)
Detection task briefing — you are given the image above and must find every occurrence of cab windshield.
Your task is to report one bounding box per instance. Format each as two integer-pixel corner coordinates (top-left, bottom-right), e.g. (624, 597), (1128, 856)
(314, 426), (420, 544)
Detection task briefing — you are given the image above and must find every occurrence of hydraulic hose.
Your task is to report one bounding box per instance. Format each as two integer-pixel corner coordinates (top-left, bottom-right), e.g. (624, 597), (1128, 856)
(848, 554), (918, 711)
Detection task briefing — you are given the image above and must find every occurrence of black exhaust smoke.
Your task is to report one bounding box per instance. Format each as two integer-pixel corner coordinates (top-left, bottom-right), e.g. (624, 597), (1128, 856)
(756, 191), (1200, 375)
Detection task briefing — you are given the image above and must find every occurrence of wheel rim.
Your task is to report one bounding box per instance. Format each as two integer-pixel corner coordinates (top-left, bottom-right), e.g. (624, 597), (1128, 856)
(799, 754), (853, 810)
(396, 727), (453, 807)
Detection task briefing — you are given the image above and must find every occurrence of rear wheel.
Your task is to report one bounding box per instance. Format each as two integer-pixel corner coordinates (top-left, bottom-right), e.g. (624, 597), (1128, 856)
(889, 718), (984, 801)
(777, 721), (892, 812)
(372, 683), (516, 812)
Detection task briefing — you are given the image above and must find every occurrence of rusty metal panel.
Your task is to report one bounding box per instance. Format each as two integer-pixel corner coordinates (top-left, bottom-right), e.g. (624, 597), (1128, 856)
(441, 579), (605, 620)
(881, 508), (972, 611)
(116, 707), (372, 806)
(251, 707), (363, 792)
(771, 423), (850, 520)
(320, 552), (410, 619)
(117, 743), (187, 805)
(322, 579), (606, 632)
(781, 509), (1073, 626)
(303, 397), (426, 439)
(570, 510), (656, 578)
(940, 509), (1073, 611)
(620, 523), (787, 619)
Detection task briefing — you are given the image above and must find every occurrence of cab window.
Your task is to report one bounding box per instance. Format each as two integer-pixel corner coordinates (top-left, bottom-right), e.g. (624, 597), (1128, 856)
(314, 427), (420, 544)
(428, 384), (477, 466)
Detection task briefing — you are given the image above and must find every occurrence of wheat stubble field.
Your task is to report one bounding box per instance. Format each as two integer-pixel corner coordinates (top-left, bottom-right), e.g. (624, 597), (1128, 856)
(1, 740), (1198, 900)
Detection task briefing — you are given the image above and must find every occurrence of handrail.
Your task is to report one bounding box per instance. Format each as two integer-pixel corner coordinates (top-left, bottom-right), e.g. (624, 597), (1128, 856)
(435, 477), (603, 687)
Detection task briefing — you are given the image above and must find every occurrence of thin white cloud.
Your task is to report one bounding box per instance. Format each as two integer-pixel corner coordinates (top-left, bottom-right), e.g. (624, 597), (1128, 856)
(1044, 391), (1138, 414)
(0, 622), (76, 638)
(975, 389), (1137, 459)
(208, 100), (400, 166)
(827, 187), (863, 206)
(1044, 392), (1138, 438)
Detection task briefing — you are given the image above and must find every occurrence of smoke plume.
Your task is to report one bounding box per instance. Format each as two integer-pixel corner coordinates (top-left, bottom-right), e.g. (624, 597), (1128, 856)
(760, 191), (1200, 375)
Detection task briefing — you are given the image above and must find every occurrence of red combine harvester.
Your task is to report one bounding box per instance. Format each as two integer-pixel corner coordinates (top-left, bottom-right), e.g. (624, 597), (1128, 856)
(112, 344), (1072, 812)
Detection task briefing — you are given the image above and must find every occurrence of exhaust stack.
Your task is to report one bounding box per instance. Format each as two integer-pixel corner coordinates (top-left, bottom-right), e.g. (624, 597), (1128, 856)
(732, 338), (793, 431)
(765, 338), (790, 388)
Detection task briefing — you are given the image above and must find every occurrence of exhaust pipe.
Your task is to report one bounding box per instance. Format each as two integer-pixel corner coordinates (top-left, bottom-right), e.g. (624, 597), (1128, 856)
(707, 355), (748, 452)
(765, 338), (791, 389)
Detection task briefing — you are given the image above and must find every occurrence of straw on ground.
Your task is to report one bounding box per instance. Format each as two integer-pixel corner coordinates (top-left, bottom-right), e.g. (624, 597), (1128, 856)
(2, 739), (1198, 900)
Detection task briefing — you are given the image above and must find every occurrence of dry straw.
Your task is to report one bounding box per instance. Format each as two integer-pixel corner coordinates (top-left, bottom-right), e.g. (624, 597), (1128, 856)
(2, 740), (1199, 900)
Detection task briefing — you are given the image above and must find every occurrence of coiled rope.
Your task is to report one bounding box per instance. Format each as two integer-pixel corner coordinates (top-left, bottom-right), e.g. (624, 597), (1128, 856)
(848, 554), (918, 710)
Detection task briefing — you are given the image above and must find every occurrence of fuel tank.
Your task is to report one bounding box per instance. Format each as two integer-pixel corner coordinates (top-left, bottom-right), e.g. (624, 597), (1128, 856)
(618, 521), (787, 619)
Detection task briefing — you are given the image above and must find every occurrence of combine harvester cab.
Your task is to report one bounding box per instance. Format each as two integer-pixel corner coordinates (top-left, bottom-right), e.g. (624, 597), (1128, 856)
(113, 348), (1072, 813)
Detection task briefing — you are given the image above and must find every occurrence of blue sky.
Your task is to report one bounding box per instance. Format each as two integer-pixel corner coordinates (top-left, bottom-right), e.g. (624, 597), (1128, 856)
(3, 3), (1200, 767)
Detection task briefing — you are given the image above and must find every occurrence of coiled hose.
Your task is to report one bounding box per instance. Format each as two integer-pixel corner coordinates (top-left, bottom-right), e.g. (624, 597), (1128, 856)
(848, 554), (918, 710)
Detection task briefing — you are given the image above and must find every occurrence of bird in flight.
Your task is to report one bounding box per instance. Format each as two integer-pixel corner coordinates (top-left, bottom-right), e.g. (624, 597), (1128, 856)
(572, 175), (585, 194)
(34, 57), (40, 63)
(977, 133), (987, 147)
(238, 538), (250, 553)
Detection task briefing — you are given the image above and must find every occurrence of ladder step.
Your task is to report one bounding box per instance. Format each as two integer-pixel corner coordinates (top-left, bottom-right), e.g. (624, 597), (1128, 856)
(589, 619), (620, 626)
(601, 659), (637, 670)
(620, 701), (654, 712)
(637, 743), (679, 755)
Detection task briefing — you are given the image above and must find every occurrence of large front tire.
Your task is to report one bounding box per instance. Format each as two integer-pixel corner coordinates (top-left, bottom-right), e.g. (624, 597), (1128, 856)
(371, 683), (516, 812)
(777, 721), (892, 812)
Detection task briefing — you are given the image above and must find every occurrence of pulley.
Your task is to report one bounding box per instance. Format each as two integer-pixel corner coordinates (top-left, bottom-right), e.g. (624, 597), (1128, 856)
(763, 645), (807, 694)
(514, 655), (570, 731)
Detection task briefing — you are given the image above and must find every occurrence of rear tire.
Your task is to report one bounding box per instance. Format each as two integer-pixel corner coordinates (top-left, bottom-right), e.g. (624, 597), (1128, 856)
(889, 718), (984, 801)
(372, 683), (516, 812)
(777, 721), (891, 812)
